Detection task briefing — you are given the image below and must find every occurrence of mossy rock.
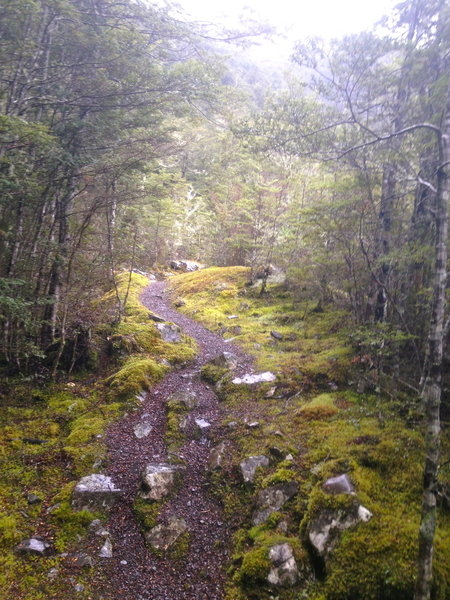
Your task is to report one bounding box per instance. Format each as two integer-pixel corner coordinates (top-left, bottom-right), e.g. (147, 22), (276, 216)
(133, 497), (160, 531)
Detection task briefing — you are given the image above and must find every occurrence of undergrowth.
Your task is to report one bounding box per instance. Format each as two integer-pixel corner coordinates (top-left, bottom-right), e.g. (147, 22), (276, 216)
(168, 266), (450, 600)
(0, 271), (197, 599)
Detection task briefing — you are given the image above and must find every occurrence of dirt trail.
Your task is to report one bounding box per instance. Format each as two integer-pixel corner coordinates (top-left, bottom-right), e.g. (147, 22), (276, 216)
(97, 280), (252, 600)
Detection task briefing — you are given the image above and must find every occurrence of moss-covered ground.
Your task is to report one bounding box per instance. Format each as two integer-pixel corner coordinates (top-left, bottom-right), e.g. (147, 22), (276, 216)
(0, 272), (197, 599)
(168, 266), (450, 600)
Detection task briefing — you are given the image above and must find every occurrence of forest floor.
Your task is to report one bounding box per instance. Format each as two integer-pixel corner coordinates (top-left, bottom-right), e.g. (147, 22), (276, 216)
(95, 280), (253, 600)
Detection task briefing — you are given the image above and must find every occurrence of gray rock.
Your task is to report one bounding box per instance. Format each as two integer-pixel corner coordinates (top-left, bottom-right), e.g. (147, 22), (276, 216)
(270, 331), (284, 341)
(245, 421), (260, 429)
(15, 537), (53, 556)
(174, 298), (186, 307)
(240, 455), (270, 484)
(323, 473), (355, 495)
(72, 474), (121, 511)
(232, 372), (276, 385)
(212, 351), (238, 369)
(134, 421), (153, 439)
(148, 313), (165, 323)
(308, 504), (373, 557)
(252, 482), (298, 525)
(155, 323), (182, 343)
(208, 441), (228, 471)
(167, 390), (198, 410)
(140, 463), (183, 501)
(65, 552), (94, 569)
(227, 315), (239, 319)
(89, 520), (109, 537)
(145, 517), (187, 552)
(99, 537), (113, 558)
(194, 418), (211, 439)
(26, 493), (42, 505)
(267, 543), (298, 588)
(47, 567), (59, 580)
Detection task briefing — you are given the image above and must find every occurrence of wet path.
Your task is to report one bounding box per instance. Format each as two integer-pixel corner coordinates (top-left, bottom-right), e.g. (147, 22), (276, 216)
(97, 281), (252, 600)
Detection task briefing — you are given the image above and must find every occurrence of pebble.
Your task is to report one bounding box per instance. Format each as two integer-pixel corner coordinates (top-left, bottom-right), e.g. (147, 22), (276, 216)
(120, 560), (127, 565)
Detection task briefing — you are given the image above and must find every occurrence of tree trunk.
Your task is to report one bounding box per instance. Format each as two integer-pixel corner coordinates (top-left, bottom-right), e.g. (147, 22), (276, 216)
(414, 92), (449, 600)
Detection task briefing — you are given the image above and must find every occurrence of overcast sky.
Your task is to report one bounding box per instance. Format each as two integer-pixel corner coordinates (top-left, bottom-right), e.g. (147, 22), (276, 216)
(168, 0), (398, 61)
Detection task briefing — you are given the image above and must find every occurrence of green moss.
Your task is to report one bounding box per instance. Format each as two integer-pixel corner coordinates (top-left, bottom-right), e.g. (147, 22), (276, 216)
(201, 363), (228, 384)
(107, 356), (167, 398)
(133, 497), (160, 531)
(51, 501), (98, 552)
(0, 514), (18, 545)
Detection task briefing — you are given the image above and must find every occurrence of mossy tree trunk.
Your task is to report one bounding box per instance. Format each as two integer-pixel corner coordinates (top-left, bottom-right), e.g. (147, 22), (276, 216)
(414, 91), (449, 600)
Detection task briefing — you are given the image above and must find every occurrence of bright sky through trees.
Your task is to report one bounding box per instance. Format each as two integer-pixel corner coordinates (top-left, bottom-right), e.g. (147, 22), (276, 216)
(172, 0), (398, 59)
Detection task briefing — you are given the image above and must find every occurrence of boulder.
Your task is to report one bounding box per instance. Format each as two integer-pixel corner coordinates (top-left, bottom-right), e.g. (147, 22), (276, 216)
(308, 504), (373, 557)
(232, 372), (276, 385)
(15, 537), (54, 557)
(212, 351), (238, 370)
(145, 517), (187, 552)
(240, 455), (270, 484)
(140, 463), (183, 501)
(252, 482), (298, 525)
(167, 390), (198, 410)
(267, 543), (298, 588)
(208, 441), (228, 471)
(155, 323), (182, 343)
(72, 474), (121, 511)
(133, 421), (153, 439)
(322, 473), (355, 495)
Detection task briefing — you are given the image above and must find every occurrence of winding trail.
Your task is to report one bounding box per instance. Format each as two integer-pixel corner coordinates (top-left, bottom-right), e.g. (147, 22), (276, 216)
(97, 280), (252, 600)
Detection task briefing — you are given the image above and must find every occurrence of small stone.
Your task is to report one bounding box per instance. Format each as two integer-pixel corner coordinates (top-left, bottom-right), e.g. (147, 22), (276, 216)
(26, 493), (42, 505)
(240, 455), (270, 484)
(120, 560), (127, 565)
(15, 537), (53, 556)
(212, 351), (238, 369)
(252, 482), (298, 525)
(74, 584), (84, 592)
(167, 390), (198, 410)
(140, 463), (183, 501)
(269, 446), (284, 460)
(47, 568), (59, 580)
(285, 454), (294, 461)
(227, 315), (239, 319)
(174, 299), (186, 307)
(155, 323), (182, 343)
(227, 421), (238, 429)
(323, 473), (355, 495)
(133, 422), (153, 439)
(274, 430), (284, 437)
(99, 537), (113, 558)
(65, 552), (94, 569)
(232, 372), (276, 385)
(270, 331), (284, 341)
(267, 543), (298, 588)
(246, 421), (260, 429)
(265, 387), (277, 398)
(72, 474), (121, 511)
(148, 313), (165, 322)
(194, 418), (211, 439)
(145, 517), (187, 552)
(208, 441), (228, 471)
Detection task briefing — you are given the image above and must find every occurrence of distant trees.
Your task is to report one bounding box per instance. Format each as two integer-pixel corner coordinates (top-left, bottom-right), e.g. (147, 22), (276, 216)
(0, 0), (222, 370)
(236, 1), (449, 597)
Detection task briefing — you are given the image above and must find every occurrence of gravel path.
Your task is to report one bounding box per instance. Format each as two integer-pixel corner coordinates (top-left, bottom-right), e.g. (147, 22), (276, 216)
(97, 280), (252, 600)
